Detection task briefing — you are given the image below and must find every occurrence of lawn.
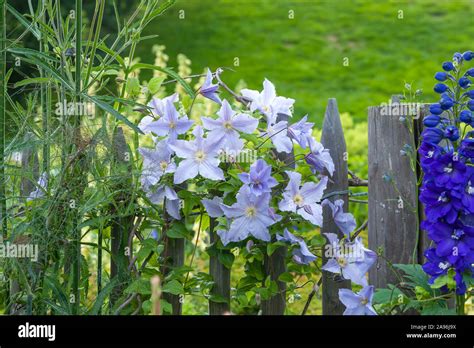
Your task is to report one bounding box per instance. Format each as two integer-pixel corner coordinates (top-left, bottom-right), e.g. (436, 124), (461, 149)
(138, 0), (474, 125)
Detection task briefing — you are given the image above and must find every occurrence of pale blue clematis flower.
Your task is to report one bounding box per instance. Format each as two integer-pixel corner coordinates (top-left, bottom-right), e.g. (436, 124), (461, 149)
(305, 137), (335, 176)
(201, 196), (224, 217)
(322, 233), (377, 286)
(276, 229), (317, 265)
(138, 140), (176, 189)
(27, 172), (48, 201)
(200, 69), (221, 104)
(202, 99), (258, 152)
(146, 99), (193, 141)
(322, 199), (357, 237)
(147, 185), (181, 220)
(151, 229), (159, 240)
(238, 159), (277, 196)
(218, 187), (280, 245)
(169, 126), (225, 184)
(287, 115), (314, 149)
(264, 120), (293, 153)
(278, 171), (328, 226)
(241, 78), (295, 124)
(139, 94), (179, 134)
(339, 286), (377, 315)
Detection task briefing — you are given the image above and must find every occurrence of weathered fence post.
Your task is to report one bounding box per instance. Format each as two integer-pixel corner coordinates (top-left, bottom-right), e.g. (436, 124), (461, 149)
(261, 112), (293, 315)
(368, 96), (420, 289)
(208, 217), (231, 314)
(110, 127), (134, 305)
(161, 234), (184, 314)
(321, 98), (351, 315)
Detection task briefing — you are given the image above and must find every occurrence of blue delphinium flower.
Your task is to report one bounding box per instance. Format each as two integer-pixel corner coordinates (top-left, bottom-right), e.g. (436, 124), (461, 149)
(419, 53), (474, 295)
(339, 286), (377, 316)
(278, 171), (328, 226)
(169, 126), (225, 184)
(238, 159), (277, 196)
(146, 99), (193, 141)
(218, 187), (280, 245)
(202, 99), (258, 152)
(200, 68), (221, 104)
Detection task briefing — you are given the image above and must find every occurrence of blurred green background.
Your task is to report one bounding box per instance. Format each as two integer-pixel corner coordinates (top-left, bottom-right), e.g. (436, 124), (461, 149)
(138, 0), (474, 126)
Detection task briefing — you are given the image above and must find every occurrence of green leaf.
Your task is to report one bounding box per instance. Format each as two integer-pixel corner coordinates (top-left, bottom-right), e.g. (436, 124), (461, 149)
(218, 251), (235, 269)
(6, 5), (40, 39)
(421, 303), (456, 315)
(14, 77), (51, 88)
(148, 76), (165, 95)
(393, 264), (431, 291)
(166, 221), (189, 239)
(161, 299), (173, 314)
(162, 280), (184, 295)
(209, 294), (229, 304)
(89, 279), (118, 314)
(278, 272), (294, 283)
(124, 279), (151, 295)
(82, 94), (143, 134)
(267, 242), (285, 256)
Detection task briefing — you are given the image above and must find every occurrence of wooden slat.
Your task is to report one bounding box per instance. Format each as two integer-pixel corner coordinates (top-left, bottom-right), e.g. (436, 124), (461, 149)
(368, 96), (419, 289)
(321, 98), (351, 315)
(209, 217), (231, 315)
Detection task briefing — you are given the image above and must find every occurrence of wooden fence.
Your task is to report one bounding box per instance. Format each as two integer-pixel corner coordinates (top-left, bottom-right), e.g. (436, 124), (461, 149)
(16, 97), (427, 315)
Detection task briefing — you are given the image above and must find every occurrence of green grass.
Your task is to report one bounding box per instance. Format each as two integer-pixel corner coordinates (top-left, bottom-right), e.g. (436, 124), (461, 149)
(139, 0), (473, 125)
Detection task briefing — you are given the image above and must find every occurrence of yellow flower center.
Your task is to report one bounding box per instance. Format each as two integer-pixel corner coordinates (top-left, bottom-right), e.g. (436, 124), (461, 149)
(195, 150), (206, 162)
(360, 298), (368, 305)
(293, 194), (304, 206)
(263, 105), (270, 112)
(245, 206), (257, 217)
(223, 121), (233, 130)
(160, 161), (168, 171)
(169, 121), (176, 129)
(337, 257), (347, 268)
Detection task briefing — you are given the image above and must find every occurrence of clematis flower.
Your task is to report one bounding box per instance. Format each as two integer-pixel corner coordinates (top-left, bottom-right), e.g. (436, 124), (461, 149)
(276, 229), (316, 265)
(264, 120), (293, 153)
(218, 187), (280, 245)
(322, 233), (377, 286)
(169, 126), (225, 184)
(201, 196), (224, 217)
(200, 69), (221, 104)
(339, 286), (377, 316)
(146, 185), (181, 220)
(322, 199), (357, 237)
(278, 171), (328, 226)
(305, 138), (335, 176)
(238, 159), (277, 196)
(287, 115), (314, 149)
(27, 172), (48, 201)
(241, 78), (295, 124)
(202, 99), (258, 152)
(138, 140), (176, 189)
(146, 99), (193, 141)
(139, 94), (179, 134)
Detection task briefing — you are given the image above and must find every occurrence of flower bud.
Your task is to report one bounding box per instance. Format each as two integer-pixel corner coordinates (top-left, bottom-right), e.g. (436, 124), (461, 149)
(444, 125), (459, 141)
(459, 77), (471, 89)
(463, 51), (473, 61)
(469, 100), (474, 111)
(435, 72), (448, 81)
(466, 68), (474, 78)
(460, 110), (473, 124)
(442, 61), (455, 71)
(423, 115), (441, 127)
(429, 103), (443, 115)
(439, 97), (454, 110)
(434, 83), (448, 93)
